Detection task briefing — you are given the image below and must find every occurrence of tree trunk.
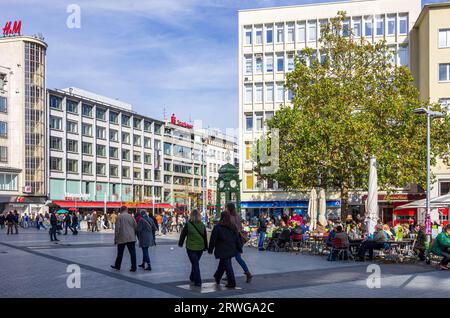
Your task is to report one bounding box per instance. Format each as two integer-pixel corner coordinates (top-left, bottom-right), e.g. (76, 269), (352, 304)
(340, 181), (349, 223)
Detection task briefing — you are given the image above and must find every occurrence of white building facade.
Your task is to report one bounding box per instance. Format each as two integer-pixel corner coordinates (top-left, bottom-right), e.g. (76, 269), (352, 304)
(0, 35), (47, 215)
(47, 87), (164, 209)
(238, 0), (422, 218)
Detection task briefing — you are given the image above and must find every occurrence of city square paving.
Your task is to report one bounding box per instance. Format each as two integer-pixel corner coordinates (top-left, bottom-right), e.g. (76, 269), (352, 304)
(0, 229), (449, 298)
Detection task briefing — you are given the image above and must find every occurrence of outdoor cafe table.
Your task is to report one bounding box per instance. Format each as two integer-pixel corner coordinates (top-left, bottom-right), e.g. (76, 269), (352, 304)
(381, 239), (416, 263)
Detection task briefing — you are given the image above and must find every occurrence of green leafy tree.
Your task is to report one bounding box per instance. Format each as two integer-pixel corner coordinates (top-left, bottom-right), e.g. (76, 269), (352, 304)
(256, 12), (450, 221)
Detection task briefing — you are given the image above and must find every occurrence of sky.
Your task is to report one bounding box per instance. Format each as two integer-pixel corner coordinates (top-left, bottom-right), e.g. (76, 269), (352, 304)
(0, 0), (447, 131)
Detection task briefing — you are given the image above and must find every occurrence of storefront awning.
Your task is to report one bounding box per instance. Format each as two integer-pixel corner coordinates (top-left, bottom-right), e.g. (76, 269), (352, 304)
(241, 200), (340, 209)
(51, 201), (174, 210)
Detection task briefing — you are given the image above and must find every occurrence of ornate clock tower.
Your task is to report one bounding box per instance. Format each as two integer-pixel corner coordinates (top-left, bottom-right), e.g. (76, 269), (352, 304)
(215, 163), (241, 219)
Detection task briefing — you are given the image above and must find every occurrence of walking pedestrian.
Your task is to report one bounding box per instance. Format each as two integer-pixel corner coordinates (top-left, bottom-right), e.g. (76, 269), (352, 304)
(49, 211), (59, 242)
(227, 203), (253, 283)
(91, 211), (99, 232)
(6, 211), (14, 234)
(110, 211), (117, 231)
(71, 212), (79, 235)
(149, 211), (158, 244)
(257, 212), (268, 251)
(37, 213), (46, 230)
(208, 211), (243, 289)
(137, 210), (157, 271)
(0, 213), (5, 230)
(23, 213), (29, 228)
(64, 212), (72, 235)
(13, 210), (19, 234)
(162, 213), (168, 235)
(86, 213), (92, 231)
(178, 209), (208, 287)
(111, 206), (137, 272)
(156, 213), (162, 235)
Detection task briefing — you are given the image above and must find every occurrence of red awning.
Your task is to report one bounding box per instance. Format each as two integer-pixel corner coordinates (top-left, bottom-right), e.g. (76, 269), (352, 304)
(51, 201), (173, 210)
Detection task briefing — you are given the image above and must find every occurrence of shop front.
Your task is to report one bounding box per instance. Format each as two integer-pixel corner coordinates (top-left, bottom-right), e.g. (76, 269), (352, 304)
(241, 199), (341, 223)
(0, 196), (47, 216)
(363, 193), (426, 226)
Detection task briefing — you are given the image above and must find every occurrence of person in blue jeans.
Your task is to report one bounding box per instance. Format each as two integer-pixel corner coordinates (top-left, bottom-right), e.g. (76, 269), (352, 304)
(228, 203), (253, 283)
(257, 213), (268, 251)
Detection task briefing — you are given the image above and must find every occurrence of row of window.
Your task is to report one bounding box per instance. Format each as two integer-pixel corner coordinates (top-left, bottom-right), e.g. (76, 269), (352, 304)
(245, 173), (275, 190)
(245, 112), (274, 132)
(244, 83), (293, 104)
(244, 45), (409, 76)
(50, 157), (155, 179)
(164, 175), (203, 187)
(163, 162), (203, 176)
(0, 97), (6, 113)
(50, 137), (153, 163)
(49, 95), (162, 134)
(0, 173), (18, 191)
(243, 14), (409, 46)
(49, 117), (156, 147)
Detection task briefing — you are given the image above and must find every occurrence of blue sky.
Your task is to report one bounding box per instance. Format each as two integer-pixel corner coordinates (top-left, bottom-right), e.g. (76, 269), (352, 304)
(1, 0), (446, 130)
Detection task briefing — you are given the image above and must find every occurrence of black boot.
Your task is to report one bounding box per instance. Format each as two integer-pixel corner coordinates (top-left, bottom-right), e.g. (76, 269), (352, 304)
(138, 262), (145, 268)
(145, 263), (152, 271)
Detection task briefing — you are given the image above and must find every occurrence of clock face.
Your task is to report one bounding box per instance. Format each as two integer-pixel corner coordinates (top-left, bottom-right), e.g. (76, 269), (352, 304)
(230, 180), (237, 188)
(219, 180), (225, 189)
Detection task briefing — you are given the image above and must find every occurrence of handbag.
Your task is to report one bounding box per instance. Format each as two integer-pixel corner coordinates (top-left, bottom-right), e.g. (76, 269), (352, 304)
(239, 230), (249, 245)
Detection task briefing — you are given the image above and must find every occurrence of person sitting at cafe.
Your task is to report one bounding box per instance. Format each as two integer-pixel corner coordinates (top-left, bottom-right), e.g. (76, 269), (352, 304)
(300, 221), (310, 235)
(325, 220), (334, 233)
(287, 209), (303, 228)
(430, 224), (450, 270)
(315, 221), (326, 234)
(348, 222), (361, 240)
(326, 224), (338, 248)
(356, 225), (389, 261)
(328, 225), (350, 261)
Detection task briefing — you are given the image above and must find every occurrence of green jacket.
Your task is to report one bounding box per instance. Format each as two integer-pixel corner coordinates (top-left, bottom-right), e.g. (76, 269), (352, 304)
(431, 231), (450, 256)
(178, 221), (208, 251)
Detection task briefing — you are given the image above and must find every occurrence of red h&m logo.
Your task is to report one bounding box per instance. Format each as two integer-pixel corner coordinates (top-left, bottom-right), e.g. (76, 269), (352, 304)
(3, 21), (21, 37)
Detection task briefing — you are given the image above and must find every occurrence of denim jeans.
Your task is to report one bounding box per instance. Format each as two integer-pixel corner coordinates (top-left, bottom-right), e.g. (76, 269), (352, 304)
(214, 258), (236, 287)
(115, 242), (137, 270)
(258, 232), (266, 250)
(234, 253), (249, 273)
(142, 247), (150, 264)
(441, 249), (450, 266)
(186, 249), (203, 285)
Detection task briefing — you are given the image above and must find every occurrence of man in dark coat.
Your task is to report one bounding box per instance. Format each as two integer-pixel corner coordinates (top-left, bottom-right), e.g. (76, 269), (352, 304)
(49, 211), (59, 242)
(414, 224), (427, 261)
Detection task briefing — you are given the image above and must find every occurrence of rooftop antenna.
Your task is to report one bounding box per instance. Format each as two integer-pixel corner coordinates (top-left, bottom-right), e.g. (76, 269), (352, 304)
(163, 106), (167, 121)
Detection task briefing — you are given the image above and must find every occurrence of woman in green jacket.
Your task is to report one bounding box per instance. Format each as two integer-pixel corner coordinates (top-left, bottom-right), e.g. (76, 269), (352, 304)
(178, 209), (208, 286)
(431, 224), (450, 270)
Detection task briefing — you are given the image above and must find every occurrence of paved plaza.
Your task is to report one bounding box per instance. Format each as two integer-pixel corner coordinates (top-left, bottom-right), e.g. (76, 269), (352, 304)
(0, 229), (449, 298)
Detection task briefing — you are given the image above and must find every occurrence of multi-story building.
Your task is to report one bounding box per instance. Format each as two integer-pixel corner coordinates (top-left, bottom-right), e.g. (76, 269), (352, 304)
(238, 0), (422, 219)
(0, 34), (48, 215)
(412, 2), (450, 208)
(163, 114), (205, 211)
(47, 87), (166, 211)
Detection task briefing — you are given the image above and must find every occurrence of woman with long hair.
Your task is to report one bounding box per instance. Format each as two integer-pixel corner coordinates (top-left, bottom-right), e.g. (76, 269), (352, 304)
(227, 203), (252, 283)
(178, 209), (208, 287)
(208, 211), (243, 288)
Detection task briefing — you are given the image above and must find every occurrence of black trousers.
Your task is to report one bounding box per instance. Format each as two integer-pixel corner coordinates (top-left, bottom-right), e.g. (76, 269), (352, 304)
(49, 225), (58, 241)
(214, 258), (236, 287)
(441, 248), (450, 266)
(358, 241), (385, 260)
(187, 249), (203, 285)
(115, 242), (137, 270)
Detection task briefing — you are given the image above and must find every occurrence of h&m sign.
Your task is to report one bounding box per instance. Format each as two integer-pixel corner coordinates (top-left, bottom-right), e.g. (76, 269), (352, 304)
(3, 21), (21, 37)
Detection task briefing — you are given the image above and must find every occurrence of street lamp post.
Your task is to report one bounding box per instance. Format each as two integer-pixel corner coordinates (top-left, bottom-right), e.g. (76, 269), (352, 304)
(413, 106), (445, 243)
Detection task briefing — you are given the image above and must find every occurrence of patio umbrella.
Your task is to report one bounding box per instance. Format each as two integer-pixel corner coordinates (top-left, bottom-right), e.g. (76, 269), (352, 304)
(367, 157), (379, 235)
(308, 188), (318, 230)
(318, 188), (327, 227)
(56, 209), (69, 214)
